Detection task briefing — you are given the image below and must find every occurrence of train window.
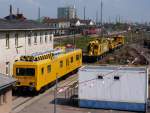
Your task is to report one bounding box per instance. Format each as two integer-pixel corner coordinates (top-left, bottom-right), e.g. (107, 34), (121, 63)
(41, 68), (44, 75)
(71, 57), (73, 63)
(79, 54), (82, 59)
(60, 61), (63, 68)
(76, 55), (79, 61)
(47, 65), (51, 73)
(66, 59), (69, 66)
(16, 68), (35, 76)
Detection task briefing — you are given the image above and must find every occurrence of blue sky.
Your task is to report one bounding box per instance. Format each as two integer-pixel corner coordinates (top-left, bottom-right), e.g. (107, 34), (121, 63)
(0, 0), (150, 22)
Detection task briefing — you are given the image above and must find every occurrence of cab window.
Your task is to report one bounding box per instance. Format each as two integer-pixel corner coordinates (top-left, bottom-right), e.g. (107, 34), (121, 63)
(47, 65), (51, 73)
(16, 68), (35, 76)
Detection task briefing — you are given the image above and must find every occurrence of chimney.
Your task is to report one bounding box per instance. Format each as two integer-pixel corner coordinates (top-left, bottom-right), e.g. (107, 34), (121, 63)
(9, 4), (13, 20)
(17, 8), (19, 14)
(10, 5), (12, 15)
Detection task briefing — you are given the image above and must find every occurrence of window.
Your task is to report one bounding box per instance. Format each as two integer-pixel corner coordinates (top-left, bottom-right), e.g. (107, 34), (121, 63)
(28, 34), (31, 46)
(6, 62), (10, 75)
(76, 55), (79, 61)
(66, 59), (69, 66)
(45, 32), (47, 43)
(47, 65), (51, 73)
(114, 76), (120, 80)
(6, 34), (9, 48)
(60, 61), (63, 68)
(98, 75), (103, 79)
(15, 33), (19, 47)
(0, 94), (7, 105)
(16, 68), (35, 76)
(41, 68), (44, 75)
(79, 54), (82, 59)
(71, 57), (73, 63)
(34, 33), (37, 44)
(40, 33), (43, 44)
(49, 35), (52, 42)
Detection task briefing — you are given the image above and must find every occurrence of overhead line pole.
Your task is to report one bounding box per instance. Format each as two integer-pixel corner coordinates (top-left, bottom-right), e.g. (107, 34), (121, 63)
(100, 0), (103, 37)
(84, 6), (86, 20)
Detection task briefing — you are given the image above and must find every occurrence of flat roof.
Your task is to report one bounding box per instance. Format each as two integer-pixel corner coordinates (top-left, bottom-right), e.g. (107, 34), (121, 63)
(80, 65), (147, 72)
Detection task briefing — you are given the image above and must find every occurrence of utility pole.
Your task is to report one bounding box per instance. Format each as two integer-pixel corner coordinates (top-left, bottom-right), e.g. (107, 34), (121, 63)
(100, 0), (103, 37)
(84, 6), (86, 20)
(96, 10), (98, 25)
(73, 0), (76, 49)
(54, 74), (58, 113)
(38, 7), (41, 22)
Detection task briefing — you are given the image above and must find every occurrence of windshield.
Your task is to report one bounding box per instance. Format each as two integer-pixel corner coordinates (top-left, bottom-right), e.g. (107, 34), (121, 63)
(16, 68), (35, 76)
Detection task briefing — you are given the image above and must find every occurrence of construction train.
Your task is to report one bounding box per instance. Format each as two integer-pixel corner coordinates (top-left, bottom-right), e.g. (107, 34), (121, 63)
(13, 47), (82, 92)
(83, 35), (125, 63)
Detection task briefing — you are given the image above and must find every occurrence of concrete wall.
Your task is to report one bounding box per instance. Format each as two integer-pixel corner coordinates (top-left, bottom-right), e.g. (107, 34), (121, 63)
(0, 90), (12, 113)
(0, 30), (54, 75)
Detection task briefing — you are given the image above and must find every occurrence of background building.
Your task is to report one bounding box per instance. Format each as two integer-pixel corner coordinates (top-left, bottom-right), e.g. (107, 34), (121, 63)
(57, 6), (76, 19)
(0, 19), (54, 75)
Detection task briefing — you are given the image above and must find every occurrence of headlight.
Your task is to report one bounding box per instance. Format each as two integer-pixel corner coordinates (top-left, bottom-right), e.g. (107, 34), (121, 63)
(16, 82), (20, 85)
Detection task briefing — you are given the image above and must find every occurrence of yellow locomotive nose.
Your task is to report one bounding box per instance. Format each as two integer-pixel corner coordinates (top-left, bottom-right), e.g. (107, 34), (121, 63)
(13, 64), (37, 91)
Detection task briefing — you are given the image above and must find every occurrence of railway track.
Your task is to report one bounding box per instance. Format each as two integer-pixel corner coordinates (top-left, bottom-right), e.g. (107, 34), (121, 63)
(12, 73), (78, 113)
(130, 43), (150, 63)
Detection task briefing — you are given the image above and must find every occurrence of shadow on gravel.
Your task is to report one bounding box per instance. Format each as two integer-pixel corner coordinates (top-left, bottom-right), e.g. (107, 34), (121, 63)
(12, 90), (37, 97)
(50, 96), (146, 113)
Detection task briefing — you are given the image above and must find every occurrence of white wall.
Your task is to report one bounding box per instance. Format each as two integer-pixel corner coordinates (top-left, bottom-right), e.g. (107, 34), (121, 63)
(79, 66), (148, 103)
(0, 30), (54, 75)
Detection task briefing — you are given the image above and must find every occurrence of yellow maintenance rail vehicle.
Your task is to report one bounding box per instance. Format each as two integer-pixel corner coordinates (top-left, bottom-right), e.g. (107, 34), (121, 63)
(13, 47), (82, 92)
(83, 35), (125, 63)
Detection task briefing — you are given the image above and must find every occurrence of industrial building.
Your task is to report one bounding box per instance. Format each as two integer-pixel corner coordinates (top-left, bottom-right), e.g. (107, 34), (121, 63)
(57, 6), (76, 19)
(78, 65), (148, 112)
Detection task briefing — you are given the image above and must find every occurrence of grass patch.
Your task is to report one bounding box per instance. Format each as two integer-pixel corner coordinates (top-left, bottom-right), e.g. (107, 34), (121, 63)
(54, 36), (97, 52)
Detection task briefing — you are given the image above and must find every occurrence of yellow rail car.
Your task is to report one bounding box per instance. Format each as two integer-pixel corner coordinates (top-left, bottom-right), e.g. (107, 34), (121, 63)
(13, 48), (82, 92)
(88, 38), (109, 56)
(83, 35), (125, 63)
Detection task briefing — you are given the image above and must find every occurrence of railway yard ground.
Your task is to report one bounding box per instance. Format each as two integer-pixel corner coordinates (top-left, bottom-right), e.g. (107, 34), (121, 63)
(12, 33), (150, 113)
(11, 73), (139, 113)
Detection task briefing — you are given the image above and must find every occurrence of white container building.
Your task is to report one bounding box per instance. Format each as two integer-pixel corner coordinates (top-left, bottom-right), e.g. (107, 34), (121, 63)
(78, 65), (148, 112)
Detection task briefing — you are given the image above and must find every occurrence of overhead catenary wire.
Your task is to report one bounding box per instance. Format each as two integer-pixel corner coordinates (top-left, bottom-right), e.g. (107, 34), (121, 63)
(57, 67), (122, 89)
